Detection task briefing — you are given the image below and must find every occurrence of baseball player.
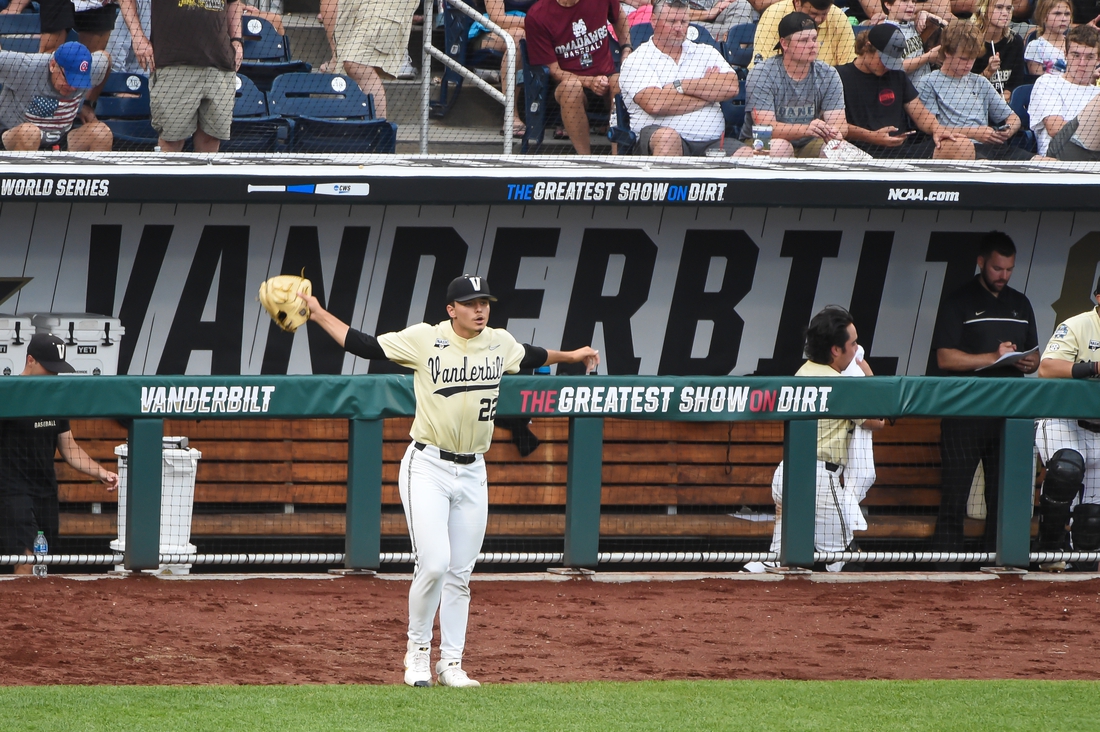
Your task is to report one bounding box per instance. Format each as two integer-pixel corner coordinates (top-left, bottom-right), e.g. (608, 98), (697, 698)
(299, 274), (599, 688)
(1034, 274), (1100, 571)
(747, 307), (883, 573)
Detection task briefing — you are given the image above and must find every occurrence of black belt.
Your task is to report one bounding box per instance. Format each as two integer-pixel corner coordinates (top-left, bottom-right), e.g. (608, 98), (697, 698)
(1079, 420), (1100, 434)
(825, 462), (842, 473)
(414, 441), (477, 465)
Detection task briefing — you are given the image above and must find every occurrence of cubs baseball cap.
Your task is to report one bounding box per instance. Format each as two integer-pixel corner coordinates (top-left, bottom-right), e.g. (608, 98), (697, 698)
(446, 274), (497, 303)
(775, 12), (818, 50)
(53, 42), (94, 90)
(27, 333), (75, 374)
(867, 23), (908, 71)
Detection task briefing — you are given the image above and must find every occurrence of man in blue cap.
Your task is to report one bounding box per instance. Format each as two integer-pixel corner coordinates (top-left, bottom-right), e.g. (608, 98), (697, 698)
(0, 41), (112, 151)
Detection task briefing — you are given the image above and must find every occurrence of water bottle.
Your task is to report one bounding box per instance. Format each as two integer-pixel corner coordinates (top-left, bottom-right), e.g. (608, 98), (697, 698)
(32, 531), (48, 578)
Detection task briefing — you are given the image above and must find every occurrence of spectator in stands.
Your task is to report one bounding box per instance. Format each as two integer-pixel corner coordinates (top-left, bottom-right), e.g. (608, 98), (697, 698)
(3, 0), (119, 125)
(1025, 0), (1073, 77)
(687, 0), (762, 42)
(470, 0), (540, 137)
(928, 231), (1038, 570)
(619, 0), (754, 155)
(328, 0), (421, 120)
(1049, 93), (1100, 160)
(0, 334), (119, 576)
(970, 0), (1027, 100)
(748, 306), (883, 574)
(1029, 25), (1100, 155)
(838, 24), (971, 157)
(753, 0), (857, 68)
(119, 0), (242, 153)
(1069, 0), (1100, 24)
(0, 41), (113, 151)
(878, 0), (943, 82)
(916, 18), (1037, 159)
(744, 12), (848, 157)
(526, 0), (632, 155)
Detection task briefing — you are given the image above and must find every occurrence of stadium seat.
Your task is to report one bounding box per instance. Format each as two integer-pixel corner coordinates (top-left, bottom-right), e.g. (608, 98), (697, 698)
(630, 22), (719, 51)
(238, 15), (311, 92)
(0, 36), (40, 53)
(720, 66), (748, 139)
(607, 93), (637, 155)
(0, 12), (41, 35)
(721, 22), (756, 69)
(267, 72), (397, 154)
(429, 1), (505, 119)
(221, 73), (290, 153)
(95, 72), (158, 151)
(1008, 83), (1037, 154)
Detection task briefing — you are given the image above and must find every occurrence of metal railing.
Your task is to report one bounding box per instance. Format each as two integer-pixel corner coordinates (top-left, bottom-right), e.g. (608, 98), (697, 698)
(420, 0), (516, 155)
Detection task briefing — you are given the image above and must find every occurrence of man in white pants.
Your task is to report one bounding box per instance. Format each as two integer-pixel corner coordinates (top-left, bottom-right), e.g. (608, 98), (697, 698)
(746, 306), (882, 572)
(301, 275), (598, 687)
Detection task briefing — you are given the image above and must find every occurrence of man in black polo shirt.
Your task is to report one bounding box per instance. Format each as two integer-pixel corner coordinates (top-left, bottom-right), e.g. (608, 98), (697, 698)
(0, 334), (118, 574)
(928, 231), (1039, 569)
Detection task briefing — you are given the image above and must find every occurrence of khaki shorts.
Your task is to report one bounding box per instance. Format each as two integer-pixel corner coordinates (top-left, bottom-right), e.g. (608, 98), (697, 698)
(793, 137), (825, 158)
(149, 65), (235, 142)
(335, 0), (419, 77)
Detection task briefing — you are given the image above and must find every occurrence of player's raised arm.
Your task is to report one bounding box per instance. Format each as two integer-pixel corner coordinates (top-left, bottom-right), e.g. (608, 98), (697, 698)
(542, 347), (600, 373)
(297, 291), (350, 347)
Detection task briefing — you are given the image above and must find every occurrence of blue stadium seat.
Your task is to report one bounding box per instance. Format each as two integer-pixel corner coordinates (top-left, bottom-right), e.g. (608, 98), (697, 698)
(630, 22), (718, 51)
(1009, 83), (1037, 153)
(0, 13), (40, 35)
(222, 73), (290, 153)
(238, 15), (311, 92)
(0, 36), (40, 53)
(96, 72), (158, 151)
(429, 1), (505, 119)
(267, 73), (397, 154)
(607, 93), (636, 155)
(721, 22), (755, 69)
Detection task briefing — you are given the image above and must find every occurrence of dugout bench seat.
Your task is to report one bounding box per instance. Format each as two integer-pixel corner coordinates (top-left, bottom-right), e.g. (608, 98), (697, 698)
(56, 418), (1010, 545)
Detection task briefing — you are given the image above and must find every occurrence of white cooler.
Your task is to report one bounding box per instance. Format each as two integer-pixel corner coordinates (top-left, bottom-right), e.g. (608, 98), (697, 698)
(30, 313), (125, 375)
(111, 437), (202, 575)
(0, 313), (32, 376)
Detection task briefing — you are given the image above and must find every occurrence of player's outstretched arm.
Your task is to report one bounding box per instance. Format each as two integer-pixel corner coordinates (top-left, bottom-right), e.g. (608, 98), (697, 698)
(543, 347), (600, 373)
(58, 431), (120, 492)
(299, 292), (350, 347)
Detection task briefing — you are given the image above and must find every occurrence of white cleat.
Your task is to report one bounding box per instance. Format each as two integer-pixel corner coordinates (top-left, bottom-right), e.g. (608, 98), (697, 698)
(436, 659), (481, 688)
(404, 642), (432, 687)
(1039, 561), (1067, 573)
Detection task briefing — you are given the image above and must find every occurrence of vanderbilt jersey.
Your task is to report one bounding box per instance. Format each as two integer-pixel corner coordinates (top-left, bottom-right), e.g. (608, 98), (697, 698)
(1042, 308), (1100, 366)
(795, 360), (863, 466)
(379, 320), (526, 455)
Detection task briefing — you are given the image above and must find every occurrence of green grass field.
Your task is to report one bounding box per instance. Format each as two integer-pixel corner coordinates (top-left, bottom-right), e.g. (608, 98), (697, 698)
(1, 680), (1096, 731)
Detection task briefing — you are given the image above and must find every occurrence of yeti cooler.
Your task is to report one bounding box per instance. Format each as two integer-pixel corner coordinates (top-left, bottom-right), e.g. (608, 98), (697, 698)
(0, 314), (32, 376)
(30, 313), (125, 375)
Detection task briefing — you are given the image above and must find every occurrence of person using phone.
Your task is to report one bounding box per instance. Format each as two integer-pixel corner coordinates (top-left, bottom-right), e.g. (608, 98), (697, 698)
(836, 24), (970, 158)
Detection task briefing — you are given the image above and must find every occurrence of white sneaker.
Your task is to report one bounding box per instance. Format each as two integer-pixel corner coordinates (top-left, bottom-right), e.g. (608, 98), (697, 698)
(396, 52), (417, 80)
(436, 659), (480, 688)
(403, 641), (432, 687)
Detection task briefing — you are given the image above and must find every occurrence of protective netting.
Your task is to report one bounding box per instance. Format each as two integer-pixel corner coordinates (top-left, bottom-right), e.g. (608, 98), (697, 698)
(1, 0), (1098, 160)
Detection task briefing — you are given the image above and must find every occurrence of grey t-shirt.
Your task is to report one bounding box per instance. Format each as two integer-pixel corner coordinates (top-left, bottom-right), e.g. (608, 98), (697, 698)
(916, 70), (1012, 130)
(0, 51), (109, 142)
(745, 56), (845, 147)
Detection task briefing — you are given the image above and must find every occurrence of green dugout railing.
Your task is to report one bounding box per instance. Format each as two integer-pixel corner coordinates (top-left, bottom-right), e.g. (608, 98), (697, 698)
(3, 374), (1100, 571)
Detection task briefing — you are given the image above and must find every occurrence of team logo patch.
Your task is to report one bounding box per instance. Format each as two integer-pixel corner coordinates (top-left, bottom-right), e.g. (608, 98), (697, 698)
(572, 19), (588, 37)
(1047, 343), (1060, 352)
(79, 60), (89, 73)
(1054, 324), (1069, 339)
(1090, 340), (1100, 351)
(434, 338), (450, 350)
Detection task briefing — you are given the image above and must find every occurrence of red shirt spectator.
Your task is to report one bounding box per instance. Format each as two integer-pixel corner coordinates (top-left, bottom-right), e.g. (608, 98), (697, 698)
(526, 0), (622, 76)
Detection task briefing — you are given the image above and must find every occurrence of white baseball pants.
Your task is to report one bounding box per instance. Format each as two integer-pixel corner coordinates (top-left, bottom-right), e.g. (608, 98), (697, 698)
(769, 460), (867, 564)
(399, 443), (488, 662)
(1036, 419), (1100, 504)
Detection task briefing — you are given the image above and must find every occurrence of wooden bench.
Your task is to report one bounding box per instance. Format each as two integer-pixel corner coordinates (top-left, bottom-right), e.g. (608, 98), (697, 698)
(57, 416), (996, 543)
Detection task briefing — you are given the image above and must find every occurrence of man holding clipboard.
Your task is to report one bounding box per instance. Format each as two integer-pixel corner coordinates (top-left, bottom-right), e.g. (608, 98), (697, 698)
(928, 231), (1039, 568)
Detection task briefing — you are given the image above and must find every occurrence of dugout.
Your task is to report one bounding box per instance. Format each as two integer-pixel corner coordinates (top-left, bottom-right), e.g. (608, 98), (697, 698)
(3, 154), (1100, 572)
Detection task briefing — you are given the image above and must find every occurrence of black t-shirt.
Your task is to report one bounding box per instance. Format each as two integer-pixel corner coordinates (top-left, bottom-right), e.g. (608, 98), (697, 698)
(0, 418), (70, 498)
(836, 62), (918, 133)
(971, 32), (1028, 93)
(1072, 0), (1100, 24)
(929, 275), (1038, 377)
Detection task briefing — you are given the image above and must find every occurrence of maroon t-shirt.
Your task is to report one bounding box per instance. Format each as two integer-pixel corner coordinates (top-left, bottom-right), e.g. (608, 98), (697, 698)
(526, 0), (620, 77)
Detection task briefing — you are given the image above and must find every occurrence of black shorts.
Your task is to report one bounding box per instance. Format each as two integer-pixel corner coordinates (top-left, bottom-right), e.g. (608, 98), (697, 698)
(0, 128), (69, 151)
(0, 493), (59, 556)
(39, 0), (118, 35)
(853, 135), (937, 160)
(973, 141), (1036, 161)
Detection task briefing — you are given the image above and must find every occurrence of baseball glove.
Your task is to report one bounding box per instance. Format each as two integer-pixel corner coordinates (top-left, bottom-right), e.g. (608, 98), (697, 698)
(259, 270), (312, 333)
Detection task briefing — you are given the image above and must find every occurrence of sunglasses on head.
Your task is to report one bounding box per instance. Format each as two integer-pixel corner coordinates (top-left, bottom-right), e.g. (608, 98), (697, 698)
(656, 0), (709, 10)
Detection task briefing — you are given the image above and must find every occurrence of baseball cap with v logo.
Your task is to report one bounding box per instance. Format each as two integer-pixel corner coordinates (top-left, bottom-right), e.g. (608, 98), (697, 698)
(28, 333), (75, 373)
